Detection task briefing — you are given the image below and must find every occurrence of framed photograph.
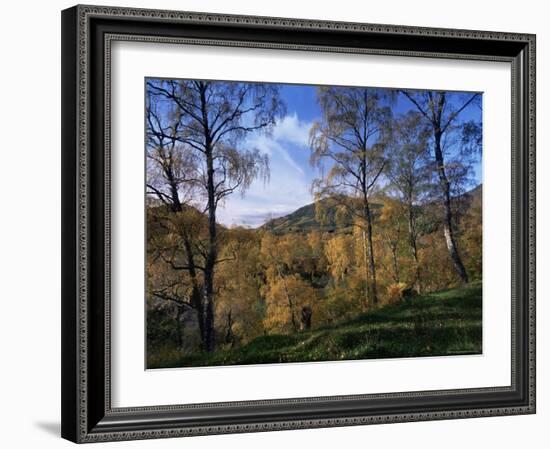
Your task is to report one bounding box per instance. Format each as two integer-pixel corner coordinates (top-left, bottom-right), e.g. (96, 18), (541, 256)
(61, 4), (536, 443)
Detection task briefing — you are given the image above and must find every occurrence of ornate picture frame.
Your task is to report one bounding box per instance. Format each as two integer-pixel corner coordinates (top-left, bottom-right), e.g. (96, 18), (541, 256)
(61, 4), (535, 443)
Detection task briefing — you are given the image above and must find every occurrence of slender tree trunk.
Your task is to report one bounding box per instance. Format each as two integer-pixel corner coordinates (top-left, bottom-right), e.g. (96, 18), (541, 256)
(410, 241), (421, 293)
(389, 240), (400, 283)
(433, 131), (469, 284)
(202, 84), (217, 353)
(203, 149), (217, 352)
(168, 176), (181, 212)
(169, 181), (205, 348)
(361, 230), (369, 311)
(181, 232), (204, 344)
(224, 310), (235, 347)
(300, 306), (312, 331)
(406, 202), (421, 292)
(364, 201), (378, 304)
(359, 148), (379, 306)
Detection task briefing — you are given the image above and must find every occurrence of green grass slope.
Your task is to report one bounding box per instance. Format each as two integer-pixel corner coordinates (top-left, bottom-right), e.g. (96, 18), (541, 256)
(148, 282), (482, 369)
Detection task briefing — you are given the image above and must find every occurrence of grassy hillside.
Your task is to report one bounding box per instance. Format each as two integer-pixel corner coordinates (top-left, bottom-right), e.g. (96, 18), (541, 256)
(148, 281), (482, 369)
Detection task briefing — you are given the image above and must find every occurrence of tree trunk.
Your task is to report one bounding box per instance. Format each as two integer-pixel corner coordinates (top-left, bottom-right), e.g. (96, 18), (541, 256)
(202, 85), (217, 352)
(433, 131), (469, 284)
(390, 241), (399, 283)
(300, 306), (312, 331)
(181, 232), (204, 346)
(364, 201), (378, 304)
(361, 230), (369, 311)
(224, 310), (235, 347)
(203, 147), (216, 352)
(169, 181), (205, 349)
(407, 202), (421, 292)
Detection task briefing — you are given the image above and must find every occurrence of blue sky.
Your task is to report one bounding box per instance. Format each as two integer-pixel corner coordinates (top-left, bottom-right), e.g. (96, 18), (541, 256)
(216, 83), (483, 228)
(216, 85), (317, 228)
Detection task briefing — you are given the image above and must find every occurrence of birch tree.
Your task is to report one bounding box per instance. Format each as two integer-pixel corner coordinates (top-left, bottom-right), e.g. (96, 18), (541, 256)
(146, 94), (206, 345)
(147, 79), (284, 351)
(310, 86), (392, 305)
(387, 111), (432, 291)
(401, 90), (480, 284)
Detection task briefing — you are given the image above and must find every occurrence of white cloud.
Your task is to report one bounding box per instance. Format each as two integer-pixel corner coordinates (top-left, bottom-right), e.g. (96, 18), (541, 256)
(272, 113), (311, 146)
(247, 134), (305, 175)
(216, 114), (316, 228)
(245, 113), (313, 175)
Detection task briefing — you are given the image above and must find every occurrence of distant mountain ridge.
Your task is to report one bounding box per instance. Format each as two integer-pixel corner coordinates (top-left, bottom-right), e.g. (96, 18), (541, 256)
(261, 184), (481, 235)
(260, 197), (351, 235)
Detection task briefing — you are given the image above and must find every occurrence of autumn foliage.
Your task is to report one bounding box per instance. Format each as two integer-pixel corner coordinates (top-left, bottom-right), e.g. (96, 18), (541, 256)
(147, 188), (482, 358)
(145, 80), (482, 366)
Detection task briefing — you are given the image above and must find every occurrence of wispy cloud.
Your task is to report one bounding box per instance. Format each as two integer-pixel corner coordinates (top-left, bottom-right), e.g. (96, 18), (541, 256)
(217, 114), (316, 228)
(247, 134), (305, 175)
(245, 113), (312, 176)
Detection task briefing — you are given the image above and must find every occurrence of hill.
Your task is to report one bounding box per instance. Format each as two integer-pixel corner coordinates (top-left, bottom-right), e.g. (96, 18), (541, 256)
(260, 197), (354, 234)
(460, 183), (482, 206)
(260, 184), (482, 235)
(148, 281), (482, 368)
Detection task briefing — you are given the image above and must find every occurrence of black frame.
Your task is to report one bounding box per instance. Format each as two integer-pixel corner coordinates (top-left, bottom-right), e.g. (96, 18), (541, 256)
(61, 4), (536, 443)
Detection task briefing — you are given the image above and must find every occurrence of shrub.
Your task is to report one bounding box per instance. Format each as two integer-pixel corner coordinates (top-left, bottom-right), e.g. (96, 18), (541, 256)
(385, 282), (408, 304)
